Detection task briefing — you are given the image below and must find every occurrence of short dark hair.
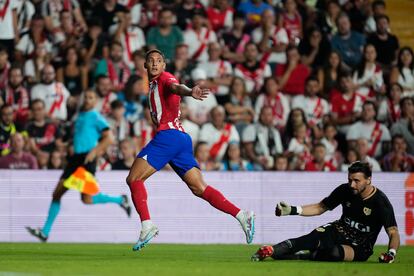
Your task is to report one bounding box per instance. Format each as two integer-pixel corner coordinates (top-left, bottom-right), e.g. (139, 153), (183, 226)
(362, 100), (377, 114)
(375, 14), (390, 23)
(348, 161), (372, 178)
(95, 74), (109, 83)
(110, 100), (124, 110)
(145, 49), (165, 62)
(305, 75), (319, 84)
(31, 99), (45, 108)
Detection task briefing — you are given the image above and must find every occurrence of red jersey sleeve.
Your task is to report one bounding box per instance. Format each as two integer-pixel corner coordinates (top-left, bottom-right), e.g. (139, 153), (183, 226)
(161, 72), (180, 92)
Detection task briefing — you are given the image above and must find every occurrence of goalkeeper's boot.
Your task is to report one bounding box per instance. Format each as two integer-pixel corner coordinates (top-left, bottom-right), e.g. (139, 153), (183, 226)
(133, 222), (159, 251)
(120, 195), (131, 217)
(237, 210), (255, 244)
(251, 245), (274, 261)
(26, 227), (48, 242)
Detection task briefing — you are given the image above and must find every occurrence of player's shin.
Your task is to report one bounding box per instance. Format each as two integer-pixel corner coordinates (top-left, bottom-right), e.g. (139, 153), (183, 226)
(273, 232), (320, 259)
(129, 180), (151, 222)
(91, 193), (123, 204)
(201, 185), (240, 217)
(42, 200), (61, 237)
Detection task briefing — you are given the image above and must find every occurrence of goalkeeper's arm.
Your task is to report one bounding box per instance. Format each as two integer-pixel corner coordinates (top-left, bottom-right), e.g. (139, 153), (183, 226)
(275, 201), (328, 217)
(379, 226), (400, 263)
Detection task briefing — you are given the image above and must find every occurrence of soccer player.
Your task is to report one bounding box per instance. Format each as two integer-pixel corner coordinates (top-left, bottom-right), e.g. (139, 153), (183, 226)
(127, 49), (255, 251)
(252, 161), (400, 263)
(26, 90), (131, 242)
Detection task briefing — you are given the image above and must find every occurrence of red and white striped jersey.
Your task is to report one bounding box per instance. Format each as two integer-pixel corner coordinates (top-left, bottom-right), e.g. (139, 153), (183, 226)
(148, 71), (184, 132)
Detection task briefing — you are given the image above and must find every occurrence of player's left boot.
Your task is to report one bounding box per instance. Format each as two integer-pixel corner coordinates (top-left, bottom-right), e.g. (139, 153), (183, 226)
(237, 210), (255, 244)
(120, 195), (131, 217)
(132, 222), (159, 251)
(26, 227), (48, 242)
(251, 245), (274, 261)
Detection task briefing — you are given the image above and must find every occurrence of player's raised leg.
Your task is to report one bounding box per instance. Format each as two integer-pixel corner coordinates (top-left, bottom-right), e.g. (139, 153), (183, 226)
(26, 179), (67, 242)
(182, 168), (255, 244)
(80, 193), (131, 217)
(126, 157), (158, 251)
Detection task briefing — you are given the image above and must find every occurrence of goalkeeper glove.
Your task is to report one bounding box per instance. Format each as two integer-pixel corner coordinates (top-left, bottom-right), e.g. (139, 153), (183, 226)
(379, 249), (396, 263)
(275, 202), (302, 216)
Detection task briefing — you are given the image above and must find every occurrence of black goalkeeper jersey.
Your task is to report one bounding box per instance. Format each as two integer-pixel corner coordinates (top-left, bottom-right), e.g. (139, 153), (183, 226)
(321, 184), (397, 247)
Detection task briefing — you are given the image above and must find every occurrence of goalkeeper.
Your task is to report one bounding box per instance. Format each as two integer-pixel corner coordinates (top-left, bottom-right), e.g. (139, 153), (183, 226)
(252, 161), (400, 263)
(26, 90), (131, 242)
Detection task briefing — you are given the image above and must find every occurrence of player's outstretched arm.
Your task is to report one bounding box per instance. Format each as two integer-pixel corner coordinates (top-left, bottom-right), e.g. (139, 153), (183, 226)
(170, 83), (209, 100)
(379, 226), (400, 263)
(84, 129), (114, 164)
(275, 201), (328, 217)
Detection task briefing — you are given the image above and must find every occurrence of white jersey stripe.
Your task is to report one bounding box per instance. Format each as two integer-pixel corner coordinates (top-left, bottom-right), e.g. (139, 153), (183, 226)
(154, 82), (163, 124)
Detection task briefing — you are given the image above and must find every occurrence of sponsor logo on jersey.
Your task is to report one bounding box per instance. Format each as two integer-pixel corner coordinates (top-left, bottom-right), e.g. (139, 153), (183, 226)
(344, 217), (371, 232)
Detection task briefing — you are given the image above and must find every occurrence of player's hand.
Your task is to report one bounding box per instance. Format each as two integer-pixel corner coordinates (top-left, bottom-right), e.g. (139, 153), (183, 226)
(84, 149), (98, 164)
(275, 201), (291, 216)
(379, 250), (396, 263)
(191, 85), (210, 101)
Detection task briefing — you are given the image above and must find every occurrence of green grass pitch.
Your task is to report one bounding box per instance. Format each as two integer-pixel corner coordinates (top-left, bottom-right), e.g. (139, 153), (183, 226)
(1, 243), (413, 275)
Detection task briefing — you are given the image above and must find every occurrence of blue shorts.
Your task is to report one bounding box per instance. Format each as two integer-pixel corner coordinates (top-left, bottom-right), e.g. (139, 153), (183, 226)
(137, 129), (199, 177)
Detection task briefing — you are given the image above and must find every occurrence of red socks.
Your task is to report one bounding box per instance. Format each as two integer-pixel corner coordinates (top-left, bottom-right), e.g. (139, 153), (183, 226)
(129, 180), (151, 221)
(201, 185), (240, 217)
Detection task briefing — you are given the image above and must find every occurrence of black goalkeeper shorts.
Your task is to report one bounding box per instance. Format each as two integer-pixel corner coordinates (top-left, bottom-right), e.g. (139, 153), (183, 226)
(311, 222), (374, 261)
(60, 153), (97, 180)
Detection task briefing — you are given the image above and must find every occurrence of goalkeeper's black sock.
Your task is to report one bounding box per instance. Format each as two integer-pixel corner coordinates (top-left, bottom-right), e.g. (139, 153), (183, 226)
(272, 231), (320, 259)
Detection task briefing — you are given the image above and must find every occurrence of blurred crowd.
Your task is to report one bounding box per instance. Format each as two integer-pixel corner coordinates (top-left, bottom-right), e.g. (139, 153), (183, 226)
(0, 0), (413, 172)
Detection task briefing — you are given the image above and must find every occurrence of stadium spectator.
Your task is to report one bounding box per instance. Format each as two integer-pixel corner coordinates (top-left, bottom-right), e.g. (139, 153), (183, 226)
(367, 14), (399, 70)
(304, 143), (336, 172)
(167, 44), (196, 86)
(275, 45), (310, 96)
(283, 107), (308, 146)
(184, 9), (218, 63)
(196, 42), (233, 104)
(0, 46), (10, 91)
(24, 43), (50, 85)
(95, 41), (131, 92)
(16, 0), (35, 36)
(390, 47), (414, 97)
(146, 8), (183, 62)
(90, 75), (116, 116)
(220, 142), (254, 171)
(390, 97), (414, 155)
(180, 102), (200, 146)
(234, 42), (272, 95)
(382, 134), (414, 172)
(131, 50), (150, 93)
(220, 11), (250, 64)
(347, 101), (391, 158)
(377, 83), (403, 125)
(79, 18), (108, 65)
(0, 104), (17, 156)
(184, 68), (218, 125)
(364, 0), (386, 34)
(199, 105), (240, 162)
(0, 67), (30, 127)
(112, 138), (136, 170)
(31, 65), (70, 122)
(317, 51), (347, 97)
(114, 9), (146, 67)
(287, 123), (312, 170)
(106, 100), (130, 163)
(315, 0), (340, 38)
(298, 27), (331, 70)
(26, 99), (63, 165)
(206, 0), (234, 32)
(237, 0), (273, 30)
(194, 141), (219, 171)
(48, 150), (63, 170)
(132, 103), (154, 151)
(320, 123), (340, 167)
(92, 0), (127, 34)
(0, 0), (18, 60)
(274, 154), (289, 171)
(0, 133), (38, 169)
(15, 15), (53, 62)
(55, 9), (84, 52)
(223, 77), (254, 134)
(252, 9), (289, 68)
(340, 148), (360, 172)
(353, 44), (385, 98)
(282, 0), (302, 45)
(41, 0), (87, 35)
(356, 138), (382, 171)
(175, 0), (205, 30)
(343, 0), (369, 34)
(242, 106), (283, 170)
(255, 77), (290, 130)
(57, 47), (87, 98)
(138, 0), (163, 31)
(330, 72), (364, 134)
(331, 13), (366, 68)
(292, 76), (329, 127)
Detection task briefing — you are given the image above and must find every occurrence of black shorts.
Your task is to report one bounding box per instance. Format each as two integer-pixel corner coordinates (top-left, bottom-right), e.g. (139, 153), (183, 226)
(312, 222), (374, 262)
(60, 153), (97, 180)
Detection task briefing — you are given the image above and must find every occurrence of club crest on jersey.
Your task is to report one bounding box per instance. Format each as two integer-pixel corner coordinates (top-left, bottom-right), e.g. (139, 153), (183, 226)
(363, 207), (372, 216)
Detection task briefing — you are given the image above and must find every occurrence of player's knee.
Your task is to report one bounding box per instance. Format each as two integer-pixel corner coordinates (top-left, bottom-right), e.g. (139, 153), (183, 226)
(190, 185), (205, 197)
(81, 195), (93, 204)
(52, 191), (63, 201)
(126, 173), (142, 186)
